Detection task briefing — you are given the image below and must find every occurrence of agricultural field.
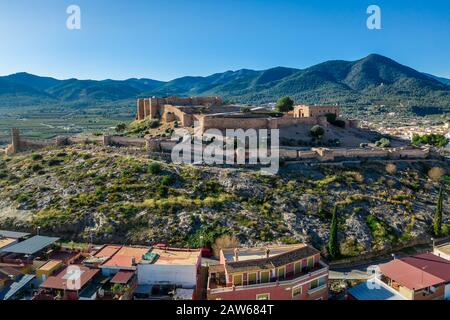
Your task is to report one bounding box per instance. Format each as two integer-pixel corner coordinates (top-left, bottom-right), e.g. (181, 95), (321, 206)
(0, 104), (135, 146)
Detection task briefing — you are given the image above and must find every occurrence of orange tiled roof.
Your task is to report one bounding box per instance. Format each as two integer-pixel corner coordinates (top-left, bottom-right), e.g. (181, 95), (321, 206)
(101, 246), (149, 269)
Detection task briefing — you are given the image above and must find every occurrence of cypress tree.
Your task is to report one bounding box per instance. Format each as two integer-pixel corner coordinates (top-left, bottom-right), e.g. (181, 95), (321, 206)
(328, 205), (340, 259)
(433, 186), (444, 237)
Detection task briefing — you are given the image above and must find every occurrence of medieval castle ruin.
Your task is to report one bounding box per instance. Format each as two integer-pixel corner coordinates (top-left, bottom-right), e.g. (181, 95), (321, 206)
(135, 96), (358, 133)
(0, 96), (437, 164)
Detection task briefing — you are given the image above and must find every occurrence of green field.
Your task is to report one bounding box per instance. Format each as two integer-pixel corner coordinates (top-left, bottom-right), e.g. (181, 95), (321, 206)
(0, 104), (135, 146)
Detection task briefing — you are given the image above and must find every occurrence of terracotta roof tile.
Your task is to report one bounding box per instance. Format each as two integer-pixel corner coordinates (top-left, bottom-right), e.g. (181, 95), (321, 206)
(110, 271), (134, 284)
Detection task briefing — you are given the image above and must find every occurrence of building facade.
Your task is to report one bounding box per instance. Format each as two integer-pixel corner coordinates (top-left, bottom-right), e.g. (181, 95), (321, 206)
(293, 105), (339, 118)
(207, 244), (329, 300)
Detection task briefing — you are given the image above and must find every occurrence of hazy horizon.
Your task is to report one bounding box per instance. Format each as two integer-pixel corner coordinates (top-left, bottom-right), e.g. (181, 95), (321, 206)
(1, 0), (449, 80)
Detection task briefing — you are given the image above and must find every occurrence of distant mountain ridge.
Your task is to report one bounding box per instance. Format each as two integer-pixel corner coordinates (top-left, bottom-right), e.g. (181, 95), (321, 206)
(0, 54), (449, 113)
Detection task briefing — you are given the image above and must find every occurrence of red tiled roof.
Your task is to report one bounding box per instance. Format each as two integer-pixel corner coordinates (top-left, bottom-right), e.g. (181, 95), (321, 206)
(40, 265), (99, 291)
(101, 246), (149, 269)
(400, 253), (450, 282)
(110, 271), (134, 284)
(94, 245), (122, 258)
(379, 259), (445, 291)
(0, 266), (23, 278)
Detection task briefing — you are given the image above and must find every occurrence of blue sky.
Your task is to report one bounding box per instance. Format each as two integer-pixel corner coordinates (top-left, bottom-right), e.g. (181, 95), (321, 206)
(0, 0), (449, 80)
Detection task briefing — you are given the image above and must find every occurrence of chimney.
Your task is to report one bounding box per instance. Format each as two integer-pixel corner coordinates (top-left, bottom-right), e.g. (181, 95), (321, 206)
(266, 248), (270, 259)
(234, 248), (240, 262)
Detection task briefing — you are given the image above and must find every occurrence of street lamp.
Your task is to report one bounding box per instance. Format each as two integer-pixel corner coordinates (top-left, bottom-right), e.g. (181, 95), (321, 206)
(391, 253), (395, 260)
(37, 226), (41, 236)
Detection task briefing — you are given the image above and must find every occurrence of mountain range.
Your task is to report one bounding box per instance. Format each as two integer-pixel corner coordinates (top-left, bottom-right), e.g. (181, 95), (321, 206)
(0, 54), (449, 113)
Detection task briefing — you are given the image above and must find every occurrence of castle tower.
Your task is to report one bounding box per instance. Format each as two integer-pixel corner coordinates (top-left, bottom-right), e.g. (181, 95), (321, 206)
(11, 128), (20, 153)
(144, 99), (151, 119)
(137, 99), (145, 120)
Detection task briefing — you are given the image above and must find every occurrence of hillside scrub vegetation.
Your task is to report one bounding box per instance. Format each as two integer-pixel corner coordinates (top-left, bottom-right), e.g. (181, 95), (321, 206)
(0, 146), (448, 256)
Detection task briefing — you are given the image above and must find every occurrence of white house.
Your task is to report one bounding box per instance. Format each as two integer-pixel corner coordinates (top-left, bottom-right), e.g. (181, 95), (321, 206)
(137, 248), (201, 289)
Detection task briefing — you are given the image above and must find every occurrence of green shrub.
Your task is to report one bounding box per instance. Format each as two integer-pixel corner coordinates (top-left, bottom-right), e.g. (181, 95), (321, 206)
(31, 164), (43, 172)
(31, 154), (43, 161)
(47, 159), (62, 166)
(412, 133), (448, 148)
(16, 193), (29, 203)
(148, 162), (162, 175)
(310, 125), (325, 138)
(0, 171), (7, 179)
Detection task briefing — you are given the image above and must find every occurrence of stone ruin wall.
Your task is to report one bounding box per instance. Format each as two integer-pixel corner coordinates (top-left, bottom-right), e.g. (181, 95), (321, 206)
(4, 128), (432, 164)
(137, 96), (223, 121)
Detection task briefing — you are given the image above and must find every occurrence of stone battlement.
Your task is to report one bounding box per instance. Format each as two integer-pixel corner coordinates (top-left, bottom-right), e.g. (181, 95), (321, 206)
(136, 96), (223, 121)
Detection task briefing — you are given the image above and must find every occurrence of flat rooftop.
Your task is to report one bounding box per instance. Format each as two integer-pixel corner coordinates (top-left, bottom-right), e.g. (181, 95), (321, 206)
(0, 230), (30, 239)
(94, 245), (122, 258)
(435, 243), (450, 256)
(222, 244), (307, 262)
(0, 238), (16, 250)
(101, 246), (149, 269)
(0, 236), (59, 255)
(147, 248), (201, 266)
(38, 260), (62, 272)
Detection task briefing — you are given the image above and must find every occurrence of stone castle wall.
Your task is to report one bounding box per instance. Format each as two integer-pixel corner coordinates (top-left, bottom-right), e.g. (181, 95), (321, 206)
(198, 115), (326, 133)
(4, 129), (431, 165)
(136, 96), (223, 121)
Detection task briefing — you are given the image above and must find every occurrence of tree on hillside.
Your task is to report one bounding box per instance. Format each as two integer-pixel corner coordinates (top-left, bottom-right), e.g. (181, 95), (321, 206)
(310, 125), (325, 138)
(275, 96), (294, 112)
(115, 123), (127, 132)
(433, 186), (444, 237)
(328, 205), (340, 259)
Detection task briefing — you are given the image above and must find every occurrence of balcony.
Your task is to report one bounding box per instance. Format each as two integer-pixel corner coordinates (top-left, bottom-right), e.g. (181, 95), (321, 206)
(208, 261), (328, 294)
(308, 284), (327, 295)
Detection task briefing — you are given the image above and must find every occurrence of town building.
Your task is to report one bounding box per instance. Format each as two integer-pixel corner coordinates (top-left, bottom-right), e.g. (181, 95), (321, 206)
(38, 265), (100, 300)
(136, 247), (202, 299)
(433, 242), (450, 261)
(0, 230), (30, 241)
(0, 274), (35, 300)
(378, 253), (450, 300)
(206, 244), (329, 300)
(0, 235), (60, 274)
(35, 260), (63, 283)
(98, 245), (150, 276)
(0, 237), (17, 251)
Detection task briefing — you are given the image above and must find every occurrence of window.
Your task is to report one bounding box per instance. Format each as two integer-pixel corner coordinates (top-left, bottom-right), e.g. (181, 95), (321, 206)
(277, 267), (285, 280)
(233, 274), (243, 286)
(292, 285), (302, 297)
(307, 257), (314, 269)
(248, 273), (257, 285)
(260, 271), (270, 283)
(256, 293), (270, 300)
(309, 277), (326, 290)
(294, 261), (301, 274)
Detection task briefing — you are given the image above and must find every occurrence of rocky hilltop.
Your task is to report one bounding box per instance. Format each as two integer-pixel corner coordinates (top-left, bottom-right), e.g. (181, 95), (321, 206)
(0, 145), (448, 257)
